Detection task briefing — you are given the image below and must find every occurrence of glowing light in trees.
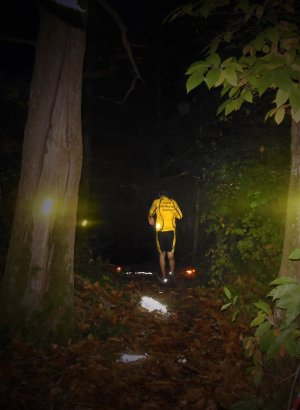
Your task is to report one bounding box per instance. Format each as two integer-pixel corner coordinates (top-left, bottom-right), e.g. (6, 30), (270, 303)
(81, 219), (88, 227)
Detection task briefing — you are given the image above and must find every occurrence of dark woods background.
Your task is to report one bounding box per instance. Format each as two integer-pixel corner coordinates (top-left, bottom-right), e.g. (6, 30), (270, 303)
(0, 0), (290, 279)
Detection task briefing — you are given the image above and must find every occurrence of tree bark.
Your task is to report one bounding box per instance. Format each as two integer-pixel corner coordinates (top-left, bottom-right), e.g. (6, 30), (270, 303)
(0, 8), (86, 344)
(279, 120), (300, 281)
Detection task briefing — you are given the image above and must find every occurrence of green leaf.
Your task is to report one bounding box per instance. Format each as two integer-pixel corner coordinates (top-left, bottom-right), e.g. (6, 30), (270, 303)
(245, 4), (256, 21)
(240, 55), (256, 67)
(224, 99), (238, 115)
(230, 394), (258, 410)
(221, 302), (232, 311)
(250, 311), (266, 327)
(266, 339), (280, 360)
(236, 0), (249, 13)
(254, 301), (272, 315)
(221, 82), (232, 96)
(163, 5), (190, 24)
(257, 74), (273, 96)
(205, 68), (221, 89)
(255, 321), (271, 338)
(275, 89), (290, 107)
(264, 107), (277, 121)
(289, 248), (300, 260)
(216, 99), (228, 115)
(266, 54), (285, 66)
(186, 72), (204, 93)
(206, 52), (221, 68)
(273, 71), (293, 92)
(284, 50), (296, 65)
(268, 283), (300, 324)
(231, 61), (243, 71)
(266, 27), (279, 45)
(199, 1), (217, 18)
(289, 84), (300, 112)
(221, 57), (234, 69)
(242, 89), (253, 103)
(214, 70), (225, 87)
(262, 44), (270, 53)
(233, 295), (238, 304)
(223, 65), (238, 86)
(274, 106), (285, 124)
(247, 75), (258, 88)
(270, 277), (297, 285)
(224, 286), (232, 300)
(208, 36), (222, 55)
(186, 61), (209, 75)
(229, 86), (240, 98)
(224, 31), (233, 42)
(232, 309), (239, 321)
(259, 330), (275, 351)
(277, 328), (299, 357)
(253, 33), (265, 50)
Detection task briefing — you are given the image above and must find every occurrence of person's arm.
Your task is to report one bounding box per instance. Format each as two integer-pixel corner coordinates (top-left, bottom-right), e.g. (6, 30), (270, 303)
(148, 215), (155, 225)
(173, 200), (183, 219)
(148, 200), (157, 225)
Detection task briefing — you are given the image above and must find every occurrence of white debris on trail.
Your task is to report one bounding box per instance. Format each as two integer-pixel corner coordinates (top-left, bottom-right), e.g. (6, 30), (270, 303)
(118, 354), (148, 363)
(140, 296), (168, 314)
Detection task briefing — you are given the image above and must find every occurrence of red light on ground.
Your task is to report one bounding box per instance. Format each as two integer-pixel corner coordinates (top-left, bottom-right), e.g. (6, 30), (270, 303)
(184, 268), (196, 278)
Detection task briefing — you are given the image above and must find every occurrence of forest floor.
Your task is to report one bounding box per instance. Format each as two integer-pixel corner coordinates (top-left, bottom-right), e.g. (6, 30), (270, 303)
(0, 269), (257, 410)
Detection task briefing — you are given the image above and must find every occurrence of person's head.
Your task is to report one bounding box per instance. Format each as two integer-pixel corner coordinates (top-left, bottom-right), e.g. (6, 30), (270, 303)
(158, 190), (169, 198)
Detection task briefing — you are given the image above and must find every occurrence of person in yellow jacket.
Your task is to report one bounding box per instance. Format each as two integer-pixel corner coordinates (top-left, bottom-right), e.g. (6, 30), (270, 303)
(148, 191), (183, 283)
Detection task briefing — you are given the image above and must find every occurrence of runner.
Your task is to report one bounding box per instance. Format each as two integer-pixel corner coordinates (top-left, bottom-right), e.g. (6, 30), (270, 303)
(148, 191), (183, 283)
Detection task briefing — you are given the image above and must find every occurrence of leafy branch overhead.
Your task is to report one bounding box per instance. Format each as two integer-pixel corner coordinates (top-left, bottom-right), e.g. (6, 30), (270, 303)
(168, 0), (300, 124)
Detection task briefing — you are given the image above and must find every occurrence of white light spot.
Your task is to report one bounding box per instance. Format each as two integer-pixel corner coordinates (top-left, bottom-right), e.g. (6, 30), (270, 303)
(41, 198), (53, 215)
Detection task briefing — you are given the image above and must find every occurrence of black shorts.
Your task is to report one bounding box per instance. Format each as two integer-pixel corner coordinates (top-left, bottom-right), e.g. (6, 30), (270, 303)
(156, 230), (176, 253)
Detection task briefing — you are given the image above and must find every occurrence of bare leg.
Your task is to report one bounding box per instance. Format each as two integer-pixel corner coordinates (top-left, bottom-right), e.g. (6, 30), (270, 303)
(159, 252), (166, 277)
(167, 252), (175, 273)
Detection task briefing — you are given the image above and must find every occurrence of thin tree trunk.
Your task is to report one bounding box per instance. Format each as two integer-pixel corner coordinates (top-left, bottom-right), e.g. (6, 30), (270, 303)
(0, 8), (86, 344)
(279, 120), (300, 281)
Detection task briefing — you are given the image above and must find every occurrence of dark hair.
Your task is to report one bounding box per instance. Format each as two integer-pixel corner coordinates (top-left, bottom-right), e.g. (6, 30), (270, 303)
(158, 190), (169, 197)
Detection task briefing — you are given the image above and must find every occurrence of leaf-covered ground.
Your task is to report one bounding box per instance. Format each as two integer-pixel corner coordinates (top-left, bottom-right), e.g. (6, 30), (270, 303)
(0, 272), (254, 410)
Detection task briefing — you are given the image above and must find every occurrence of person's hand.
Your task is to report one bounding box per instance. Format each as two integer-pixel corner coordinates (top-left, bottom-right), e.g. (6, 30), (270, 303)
(148, 216), (155, 226)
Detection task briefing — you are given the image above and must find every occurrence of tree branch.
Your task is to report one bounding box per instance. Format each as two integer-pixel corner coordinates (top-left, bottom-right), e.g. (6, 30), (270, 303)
(96, 0), (144, 103)
(0, 35), (36, 47)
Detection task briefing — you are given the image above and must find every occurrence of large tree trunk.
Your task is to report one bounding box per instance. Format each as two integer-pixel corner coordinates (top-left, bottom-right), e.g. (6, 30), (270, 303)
(279, 120), (300, 281)
(0, 8), (86, 344)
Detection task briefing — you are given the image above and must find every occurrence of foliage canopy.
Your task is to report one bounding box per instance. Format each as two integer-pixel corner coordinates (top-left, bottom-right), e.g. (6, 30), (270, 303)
(167, 0), (300, 124)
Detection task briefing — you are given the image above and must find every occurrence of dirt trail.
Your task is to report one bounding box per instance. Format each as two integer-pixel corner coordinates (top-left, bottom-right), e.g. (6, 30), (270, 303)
(0, 273), (253, 410)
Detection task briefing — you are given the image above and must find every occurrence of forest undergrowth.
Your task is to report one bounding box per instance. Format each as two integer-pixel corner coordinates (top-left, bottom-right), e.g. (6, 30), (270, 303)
(0, 268), (293, 410)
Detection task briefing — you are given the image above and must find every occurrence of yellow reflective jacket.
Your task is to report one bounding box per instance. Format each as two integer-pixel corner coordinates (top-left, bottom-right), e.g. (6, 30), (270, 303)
(148, 196), (183, 232)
